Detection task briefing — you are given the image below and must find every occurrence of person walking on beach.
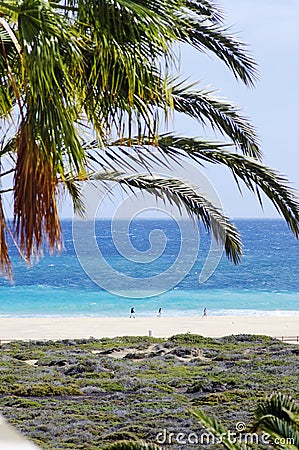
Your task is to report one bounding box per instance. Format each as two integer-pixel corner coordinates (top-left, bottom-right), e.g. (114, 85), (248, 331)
(130, 307), (135, 318)
(202, 307), (207, 318)
(157, 307), (162, 317)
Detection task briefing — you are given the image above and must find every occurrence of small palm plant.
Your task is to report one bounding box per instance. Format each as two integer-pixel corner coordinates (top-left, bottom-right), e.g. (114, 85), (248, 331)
(193, 393), (299, 450)
(252, 393), (299, 450)
(192, 408), (245, 450)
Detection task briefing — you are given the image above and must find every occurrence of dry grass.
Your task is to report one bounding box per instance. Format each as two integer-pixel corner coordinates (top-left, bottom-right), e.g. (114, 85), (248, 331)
(14, 125), (62, 262)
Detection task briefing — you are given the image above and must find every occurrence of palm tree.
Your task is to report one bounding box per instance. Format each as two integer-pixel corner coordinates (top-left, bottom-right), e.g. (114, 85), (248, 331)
(0, 0), (298, 277)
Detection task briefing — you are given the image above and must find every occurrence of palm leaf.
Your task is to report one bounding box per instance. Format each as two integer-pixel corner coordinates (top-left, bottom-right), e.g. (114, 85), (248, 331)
(252, 393), (299, 450)
(92, 170), (243, 264)
(255, 393), (299, 423)
(185, 0), (224, 24)
(191, 408), (246, 450)
(182, 18), (258, 86)
(18, 0), (85, 173)
(91, 135), (299, 240)
(87, 136), (229, 173)
(63, 0), (258, 143)
(156, 135), (299, 238)
(171, 83), (261, 158)
(63, 176), (86, 218)
(255, 417), (299, 450)
(0, 17), (23, 118)
(0, 28), (16, 116)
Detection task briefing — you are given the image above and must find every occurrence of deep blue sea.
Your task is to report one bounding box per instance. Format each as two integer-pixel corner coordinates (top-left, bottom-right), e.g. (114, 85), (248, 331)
(0, 219), (298, 317)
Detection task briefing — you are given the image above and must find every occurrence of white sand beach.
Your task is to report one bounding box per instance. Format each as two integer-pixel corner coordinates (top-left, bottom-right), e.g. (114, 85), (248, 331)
(0, 315), (298, 341)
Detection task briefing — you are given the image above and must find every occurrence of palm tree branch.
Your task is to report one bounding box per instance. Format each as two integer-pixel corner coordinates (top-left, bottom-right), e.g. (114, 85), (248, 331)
(155, 136), (299, 238)
(255, 393), (299, 422)
(97, 135), (299, 239)
(185, 0), (224, 24)
(181, 19), (258, 86)
(17, 0), (86, 174)
(171, 83), (261, 158)
(255, 417), (299, 449)
(191, 408), (246, 450)
(0, 19), (23, 119)
(63, 176), (86, 218)
(92, 170), (243, 264)
(251, 393), (299, 449)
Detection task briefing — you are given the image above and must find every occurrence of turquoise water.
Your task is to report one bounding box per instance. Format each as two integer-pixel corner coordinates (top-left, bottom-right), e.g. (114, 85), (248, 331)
(0, 219), (298, 317)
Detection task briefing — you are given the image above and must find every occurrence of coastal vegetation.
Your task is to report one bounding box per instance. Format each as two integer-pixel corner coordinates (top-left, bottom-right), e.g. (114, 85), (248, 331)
(0, 334), (298, 449)
(0, 0), (298, 276)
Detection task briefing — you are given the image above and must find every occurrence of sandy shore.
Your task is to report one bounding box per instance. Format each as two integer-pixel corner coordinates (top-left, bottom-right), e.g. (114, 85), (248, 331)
(0, 315), (298, 341)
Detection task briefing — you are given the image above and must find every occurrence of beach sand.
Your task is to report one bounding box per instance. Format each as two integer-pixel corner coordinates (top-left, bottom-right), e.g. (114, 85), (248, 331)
(0, 315), (298, 341)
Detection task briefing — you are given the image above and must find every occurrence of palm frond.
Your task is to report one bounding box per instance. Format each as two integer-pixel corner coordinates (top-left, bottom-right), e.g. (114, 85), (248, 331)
(255, 417), (299, 450)
(185, 0), (224, 24)
(94, 135), (299, 240)
(191, 408), (246, 450)
(18, 0), (86, 174)
(0, 16), (21, 54)
(156, 135), (299, 238)
(67, 0), (258, 142)
(77, 0), (177, 141)
(0, 132), (16, 158)
(182, 19), (258, 86)
(84, 63), (165, 141)
(86, 144), (172, 176)
(63, 176), (86, 218)
(76, 0), (178, 50)
(171, 83), (261, 158)
(87, 136), (229, 174)
(255, 393), (299, 423)
(92, 170), (243, 264)
(0, 28), (16, 116)
(0, 17), (23, 119)
(252, 393), (299, 450)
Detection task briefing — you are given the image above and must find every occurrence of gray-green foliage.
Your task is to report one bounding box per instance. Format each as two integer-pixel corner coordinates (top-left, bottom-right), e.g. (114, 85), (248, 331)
(0, 335), (298, 449)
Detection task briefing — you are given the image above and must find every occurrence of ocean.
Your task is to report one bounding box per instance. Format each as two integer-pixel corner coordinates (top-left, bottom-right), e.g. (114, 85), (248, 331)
(0, 219), (298, 317)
